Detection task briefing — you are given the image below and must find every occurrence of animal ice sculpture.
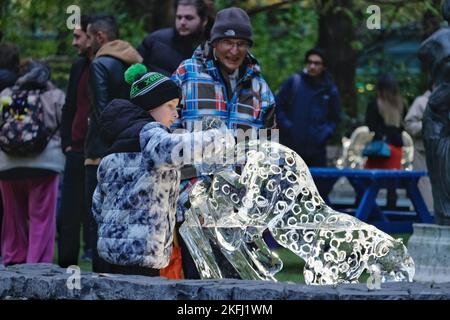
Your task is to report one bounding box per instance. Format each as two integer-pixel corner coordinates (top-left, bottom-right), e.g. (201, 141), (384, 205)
(180, 140), (415, 285)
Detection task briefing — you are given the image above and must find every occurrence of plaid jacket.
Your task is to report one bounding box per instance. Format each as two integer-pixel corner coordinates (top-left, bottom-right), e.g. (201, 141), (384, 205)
(172, 44), (276, 221)
(171, 43), (276, 133)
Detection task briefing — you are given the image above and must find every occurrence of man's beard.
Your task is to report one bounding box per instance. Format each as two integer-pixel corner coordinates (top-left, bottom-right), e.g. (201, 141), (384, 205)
(177, 26), (204, 43)
(78, 48), (91, 57)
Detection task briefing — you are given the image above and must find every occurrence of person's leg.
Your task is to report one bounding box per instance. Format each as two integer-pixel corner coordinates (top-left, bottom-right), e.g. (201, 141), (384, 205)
(80, 160), (92, 259)
(57, 152), (85, 267)
(27, 174), (59, 263)
(303, 151), (328, 198)
(0, 180), (29, 265)
(303, 152), (327, 168)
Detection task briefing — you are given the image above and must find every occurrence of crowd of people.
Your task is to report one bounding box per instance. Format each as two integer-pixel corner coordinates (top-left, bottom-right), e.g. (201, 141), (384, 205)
(0, 0), (434, 278)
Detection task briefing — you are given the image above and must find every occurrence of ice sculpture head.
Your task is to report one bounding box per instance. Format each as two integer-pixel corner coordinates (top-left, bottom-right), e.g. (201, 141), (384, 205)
(235, 140), (326, 226)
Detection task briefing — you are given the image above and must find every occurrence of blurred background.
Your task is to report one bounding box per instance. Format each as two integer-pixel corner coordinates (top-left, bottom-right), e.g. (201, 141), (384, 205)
(0, 0), (443, 142)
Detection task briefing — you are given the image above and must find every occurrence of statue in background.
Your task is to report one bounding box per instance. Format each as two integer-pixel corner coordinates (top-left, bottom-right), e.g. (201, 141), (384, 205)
(418, 0), (450, 225)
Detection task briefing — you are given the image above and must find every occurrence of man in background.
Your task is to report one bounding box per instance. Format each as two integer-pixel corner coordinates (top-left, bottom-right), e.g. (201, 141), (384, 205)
(58, 15), (94, 268)
(138, 0), (213, 76)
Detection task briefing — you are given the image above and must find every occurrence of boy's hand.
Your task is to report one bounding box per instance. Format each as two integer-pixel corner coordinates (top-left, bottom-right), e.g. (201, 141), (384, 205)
(202, 116), (226, 131)
(219, 126), (236, 151)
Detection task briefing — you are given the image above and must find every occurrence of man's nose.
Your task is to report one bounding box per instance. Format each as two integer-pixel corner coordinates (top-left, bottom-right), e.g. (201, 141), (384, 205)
(230, 45), (239, 54)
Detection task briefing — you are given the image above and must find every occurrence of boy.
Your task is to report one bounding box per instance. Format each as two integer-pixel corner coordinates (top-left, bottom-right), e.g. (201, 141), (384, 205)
(92, 64), (233, 275)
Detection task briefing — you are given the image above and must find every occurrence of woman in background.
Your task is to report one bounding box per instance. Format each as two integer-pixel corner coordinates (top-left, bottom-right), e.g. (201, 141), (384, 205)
(364, 73), (405, 208)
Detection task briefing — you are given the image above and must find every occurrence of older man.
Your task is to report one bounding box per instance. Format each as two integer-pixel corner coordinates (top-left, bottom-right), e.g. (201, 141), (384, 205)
(172, 7), (276, 278)
(57, 15), (94, 268)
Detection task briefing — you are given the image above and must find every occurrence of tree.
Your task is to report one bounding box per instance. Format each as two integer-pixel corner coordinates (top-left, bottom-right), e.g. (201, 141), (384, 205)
(317, 0), (358, 117)
(125, 0), (175, 32)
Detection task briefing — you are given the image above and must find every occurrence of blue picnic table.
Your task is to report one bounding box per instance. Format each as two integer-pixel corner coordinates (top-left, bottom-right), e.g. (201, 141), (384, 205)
(309, 168), (434, 233)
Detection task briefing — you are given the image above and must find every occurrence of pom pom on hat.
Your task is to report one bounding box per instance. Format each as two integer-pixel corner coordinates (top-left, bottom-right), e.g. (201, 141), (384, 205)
(124, 63), (148, 85)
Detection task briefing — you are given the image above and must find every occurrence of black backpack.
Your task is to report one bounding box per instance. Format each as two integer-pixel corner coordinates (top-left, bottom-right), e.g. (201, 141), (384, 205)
(0, 89), (58, 156)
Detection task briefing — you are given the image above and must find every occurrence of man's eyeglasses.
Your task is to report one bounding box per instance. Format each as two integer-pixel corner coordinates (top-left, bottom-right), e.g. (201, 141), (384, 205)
(307, 60), (323, 66)
(219, 39), (250, 51)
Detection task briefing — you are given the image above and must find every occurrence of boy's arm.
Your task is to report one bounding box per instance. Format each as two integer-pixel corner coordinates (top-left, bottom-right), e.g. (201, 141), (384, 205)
(140, 122), (234, 170)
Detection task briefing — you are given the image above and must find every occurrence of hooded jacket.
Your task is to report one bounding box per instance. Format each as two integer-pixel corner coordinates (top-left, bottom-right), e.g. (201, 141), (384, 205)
(92, 99), (233, 268)
(85, 40), (143, 160)
(275, 71), (341, 158)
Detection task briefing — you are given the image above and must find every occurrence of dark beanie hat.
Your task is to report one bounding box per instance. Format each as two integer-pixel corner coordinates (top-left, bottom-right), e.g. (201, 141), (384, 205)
(210, 7), (253, 45)
(124, 64), (180, 111)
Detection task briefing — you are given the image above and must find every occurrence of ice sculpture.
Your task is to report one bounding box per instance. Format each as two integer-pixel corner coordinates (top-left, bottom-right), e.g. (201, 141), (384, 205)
(180, 140), (415, 285)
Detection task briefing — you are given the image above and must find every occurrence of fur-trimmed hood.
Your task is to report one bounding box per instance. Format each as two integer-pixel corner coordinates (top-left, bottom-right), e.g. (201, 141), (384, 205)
(96, 40), (143, 65)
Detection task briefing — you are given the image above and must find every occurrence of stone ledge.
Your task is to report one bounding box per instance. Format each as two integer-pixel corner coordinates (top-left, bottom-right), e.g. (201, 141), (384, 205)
(1, 264), (450, 300)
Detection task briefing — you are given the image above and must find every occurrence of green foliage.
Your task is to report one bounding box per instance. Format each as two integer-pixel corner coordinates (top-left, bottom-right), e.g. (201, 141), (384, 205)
(1, 0), (146, 89)
(250, 4), (318, 92)
(0, 0), (440, 116)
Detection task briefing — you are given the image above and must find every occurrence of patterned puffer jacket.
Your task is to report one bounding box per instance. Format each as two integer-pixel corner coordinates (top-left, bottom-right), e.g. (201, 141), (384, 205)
(92, 99), (233, 269)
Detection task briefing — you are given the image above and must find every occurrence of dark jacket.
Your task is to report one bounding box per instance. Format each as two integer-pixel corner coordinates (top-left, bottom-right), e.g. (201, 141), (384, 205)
(0, 69), (18, 93)
(99, 99), (154, 155)
(365, 99), (404, 147)
(85, 40), (142, 159)
(60, 57), (90, 152)
(275, 71), (341, 157)
(138, 28), (201, 77)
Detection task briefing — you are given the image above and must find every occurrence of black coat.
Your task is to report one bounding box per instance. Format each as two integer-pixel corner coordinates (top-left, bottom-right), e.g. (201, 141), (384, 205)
(99, 99), (154, 155)
(138, 28), (201, 77)
(60, 57), (90, 152)
(85, 56), (132, 159)
(365, 99), (404, 147)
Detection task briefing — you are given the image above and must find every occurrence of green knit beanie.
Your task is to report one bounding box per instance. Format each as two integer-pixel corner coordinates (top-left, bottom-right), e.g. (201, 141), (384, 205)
(124, 63), (180, 111)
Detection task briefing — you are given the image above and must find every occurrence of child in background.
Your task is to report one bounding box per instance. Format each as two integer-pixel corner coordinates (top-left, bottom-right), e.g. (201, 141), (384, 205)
(92, 64), (233, 276)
